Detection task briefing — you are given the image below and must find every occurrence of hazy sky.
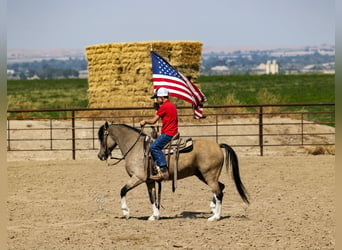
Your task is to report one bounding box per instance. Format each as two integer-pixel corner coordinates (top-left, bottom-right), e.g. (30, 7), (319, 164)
(7, 0), (335, 50)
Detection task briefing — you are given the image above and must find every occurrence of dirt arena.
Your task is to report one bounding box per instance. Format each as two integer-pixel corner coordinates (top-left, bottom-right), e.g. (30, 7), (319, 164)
(7, 154), (335, 249)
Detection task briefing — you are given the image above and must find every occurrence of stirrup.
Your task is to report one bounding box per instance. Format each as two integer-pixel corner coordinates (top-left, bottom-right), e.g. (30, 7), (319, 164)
(150, 169), (169, 181)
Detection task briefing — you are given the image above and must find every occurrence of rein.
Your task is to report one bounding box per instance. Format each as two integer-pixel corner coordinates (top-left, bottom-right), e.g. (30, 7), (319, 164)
(104, 125), (145, 166)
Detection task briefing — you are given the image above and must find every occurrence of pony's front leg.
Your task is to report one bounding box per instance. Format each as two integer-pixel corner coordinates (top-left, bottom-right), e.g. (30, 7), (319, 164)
(146, 181), (160, 221)
(120, 175), (144, 219)
(210, 196), (216, 212)
(120, 194), (129, 219)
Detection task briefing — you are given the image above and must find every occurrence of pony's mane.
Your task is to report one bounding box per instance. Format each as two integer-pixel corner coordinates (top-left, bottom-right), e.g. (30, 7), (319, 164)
(98, 124), (106, 142)
(116, 123), (146, 135)
(98, 123), (146, 142)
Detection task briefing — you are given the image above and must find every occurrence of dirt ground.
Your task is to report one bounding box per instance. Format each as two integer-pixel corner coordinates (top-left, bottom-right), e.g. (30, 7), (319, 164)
(7, 155), (335, 249)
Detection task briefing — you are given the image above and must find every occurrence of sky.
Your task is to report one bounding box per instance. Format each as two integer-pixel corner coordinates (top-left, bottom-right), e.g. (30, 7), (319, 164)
(7, 0), (335, 50)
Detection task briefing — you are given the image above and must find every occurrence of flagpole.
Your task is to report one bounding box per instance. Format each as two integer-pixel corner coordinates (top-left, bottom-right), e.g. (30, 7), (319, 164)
(152, 88), (160, 134)
(150, 47), (159, 130)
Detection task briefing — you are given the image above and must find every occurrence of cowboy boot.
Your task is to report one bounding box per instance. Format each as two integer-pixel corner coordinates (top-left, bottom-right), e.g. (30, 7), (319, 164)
(150, 167), (169, 181)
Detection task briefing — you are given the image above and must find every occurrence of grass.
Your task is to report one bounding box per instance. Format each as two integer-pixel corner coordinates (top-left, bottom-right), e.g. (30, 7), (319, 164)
(7, 79), (89, 109)
(7, 74), (335, 122)
(199, 74), (334, 105)
(199, 74), (335, 125)
(7, 79), (89, 119)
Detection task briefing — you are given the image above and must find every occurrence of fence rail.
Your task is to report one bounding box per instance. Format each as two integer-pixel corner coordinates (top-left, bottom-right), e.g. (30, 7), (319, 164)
(7, 103), (335, 159)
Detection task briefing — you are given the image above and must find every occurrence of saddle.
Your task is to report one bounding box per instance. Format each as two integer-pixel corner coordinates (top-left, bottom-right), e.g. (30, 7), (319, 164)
(163, 133), (193, 155)
(143, 132), (193, 192)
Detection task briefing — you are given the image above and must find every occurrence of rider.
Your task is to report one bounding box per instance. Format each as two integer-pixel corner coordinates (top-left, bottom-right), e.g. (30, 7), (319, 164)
(140, 87), (178, 181)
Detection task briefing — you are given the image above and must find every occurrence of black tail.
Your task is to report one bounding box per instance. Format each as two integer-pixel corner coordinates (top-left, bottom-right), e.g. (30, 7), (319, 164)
(220, 143), (249, 204)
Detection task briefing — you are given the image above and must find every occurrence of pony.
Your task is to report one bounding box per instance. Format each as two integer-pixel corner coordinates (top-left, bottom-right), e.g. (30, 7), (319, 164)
(97, 121), (249, 221)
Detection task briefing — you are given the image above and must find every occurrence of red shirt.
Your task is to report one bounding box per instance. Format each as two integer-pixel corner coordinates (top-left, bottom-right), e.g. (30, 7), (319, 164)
(157, 99), (178, 136)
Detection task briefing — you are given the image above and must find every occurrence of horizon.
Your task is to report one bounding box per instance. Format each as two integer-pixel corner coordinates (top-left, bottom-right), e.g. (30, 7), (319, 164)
(7, 43), (335, 55)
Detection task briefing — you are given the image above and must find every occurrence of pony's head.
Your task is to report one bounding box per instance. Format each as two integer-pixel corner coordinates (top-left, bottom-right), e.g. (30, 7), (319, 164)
(97, 121), (117, 161)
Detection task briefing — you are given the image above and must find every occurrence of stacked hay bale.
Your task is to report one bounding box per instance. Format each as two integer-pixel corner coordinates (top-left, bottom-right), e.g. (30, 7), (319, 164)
(85, 41), (202, 114)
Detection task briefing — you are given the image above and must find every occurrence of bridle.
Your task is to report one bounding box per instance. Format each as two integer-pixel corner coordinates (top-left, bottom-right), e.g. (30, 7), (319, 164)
(103, 125), (145, 166)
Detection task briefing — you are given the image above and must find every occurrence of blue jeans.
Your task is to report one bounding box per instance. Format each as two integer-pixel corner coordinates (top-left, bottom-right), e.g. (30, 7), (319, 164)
(150, 133), (173, 170)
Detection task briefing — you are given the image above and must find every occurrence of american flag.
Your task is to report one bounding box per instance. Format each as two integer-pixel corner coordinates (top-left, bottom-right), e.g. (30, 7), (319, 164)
(150, 50), (206, 119)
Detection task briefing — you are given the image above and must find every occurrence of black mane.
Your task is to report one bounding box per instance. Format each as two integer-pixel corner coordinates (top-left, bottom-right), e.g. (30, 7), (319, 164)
(98, 124), (106, 142)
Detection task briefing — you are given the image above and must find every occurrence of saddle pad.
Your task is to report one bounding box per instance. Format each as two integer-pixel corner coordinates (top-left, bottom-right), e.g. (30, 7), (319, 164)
(163, 138), (193, 155)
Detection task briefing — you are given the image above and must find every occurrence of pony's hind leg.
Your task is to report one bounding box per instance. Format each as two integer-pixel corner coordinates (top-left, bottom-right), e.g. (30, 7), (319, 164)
(207, 181), (225, 221)
(210, 182), (225, 212)
(195, 171), (225, 217)
(146, 181), (160, 220)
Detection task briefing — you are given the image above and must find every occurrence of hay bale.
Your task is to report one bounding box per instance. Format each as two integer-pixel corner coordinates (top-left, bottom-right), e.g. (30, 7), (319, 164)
(307, 145), (335, 155)
(85, 41), (202, 112)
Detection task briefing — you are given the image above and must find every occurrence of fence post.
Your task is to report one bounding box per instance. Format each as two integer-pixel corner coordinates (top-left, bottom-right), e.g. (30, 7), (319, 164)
(92, 119), (95, 150)
(72, 110), (76, 160)
(301, 113), (304, 145)
(7, 120), (10, 151)
(259, 106), (264, 156)
(50, 119), (53, 150)
(215, 114), (218, 143)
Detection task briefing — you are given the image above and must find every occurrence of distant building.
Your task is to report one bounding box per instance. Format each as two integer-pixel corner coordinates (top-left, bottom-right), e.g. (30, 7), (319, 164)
(7, 69), (15, 75)
(7, 69), (20, 80)
(27, 75), (40, 80)
(265, 60), (279, 74)
(211, 65), (229, 71)
(78, 70), (88, 79)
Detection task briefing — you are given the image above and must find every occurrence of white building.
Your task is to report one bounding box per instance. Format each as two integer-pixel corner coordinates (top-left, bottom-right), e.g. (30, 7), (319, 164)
(78, 70), (88, 79)
(211, 65), (229, 71)
(7, 69), (15, 75)
(265, 60), (279, 74)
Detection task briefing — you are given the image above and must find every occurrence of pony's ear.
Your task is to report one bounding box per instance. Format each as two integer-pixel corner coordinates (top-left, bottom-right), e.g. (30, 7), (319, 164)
(104, 121), (109, 129)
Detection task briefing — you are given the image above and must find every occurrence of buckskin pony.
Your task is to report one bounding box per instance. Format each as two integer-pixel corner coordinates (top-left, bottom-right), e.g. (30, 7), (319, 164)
(97, 121), (249, 221)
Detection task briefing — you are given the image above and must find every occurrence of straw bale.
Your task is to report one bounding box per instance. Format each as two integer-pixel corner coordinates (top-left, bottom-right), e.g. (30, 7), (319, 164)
(85, 41), (202, 114)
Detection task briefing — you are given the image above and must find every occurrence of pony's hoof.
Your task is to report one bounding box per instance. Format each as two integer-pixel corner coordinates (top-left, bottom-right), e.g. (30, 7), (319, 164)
(148, 215), (160, 221)
(122, 208), (130, 219)
(208, 215), (220, 221)
(210, 201), (216, 213)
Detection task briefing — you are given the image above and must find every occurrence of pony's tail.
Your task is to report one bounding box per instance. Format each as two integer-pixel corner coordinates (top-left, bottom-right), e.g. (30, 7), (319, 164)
(220, 143), (249, 204)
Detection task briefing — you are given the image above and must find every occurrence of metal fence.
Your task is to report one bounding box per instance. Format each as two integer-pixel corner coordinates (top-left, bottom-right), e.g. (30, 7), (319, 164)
(7, 103), (335, 159)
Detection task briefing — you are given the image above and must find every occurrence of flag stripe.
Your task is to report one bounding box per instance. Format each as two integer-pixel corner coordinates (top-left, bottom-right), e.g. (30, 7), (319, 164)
(179, 72), (206, 103)
(150, 51), (206, 119)
(152, 80), (198, 104)
(152, 75), (195, 98)
(154, 85), (195, 104)
(152, 75), (197, 101)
